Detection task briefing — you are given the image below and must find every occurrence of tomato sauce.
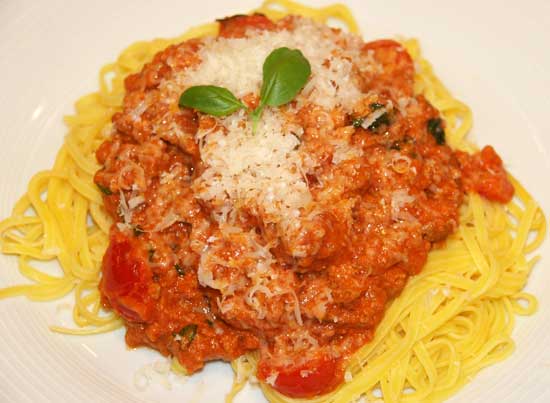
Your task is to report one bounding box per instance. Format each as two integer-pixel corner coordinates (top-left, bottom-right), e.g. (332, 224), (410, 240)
(94, 14), (514, 397)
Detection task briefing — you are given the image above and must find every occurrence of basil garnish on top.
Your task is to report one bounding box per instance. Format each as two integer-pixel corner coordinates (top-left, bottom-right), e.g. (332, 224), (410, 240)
(179, 85), (246, 117)
(178, 47), (311, 131)
(251, 47), (311, 126)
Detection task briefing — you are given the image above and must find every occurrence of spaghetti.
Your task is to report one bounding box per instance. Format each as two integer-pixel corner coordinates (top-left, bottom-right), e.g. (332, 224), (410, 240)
(0, 1), (545, 402)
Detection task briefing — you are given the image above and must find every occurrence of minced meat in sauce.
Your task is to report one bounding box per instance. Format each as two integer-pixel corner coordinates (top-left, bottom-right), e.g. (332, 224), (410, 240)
(94, 14), (513, 398)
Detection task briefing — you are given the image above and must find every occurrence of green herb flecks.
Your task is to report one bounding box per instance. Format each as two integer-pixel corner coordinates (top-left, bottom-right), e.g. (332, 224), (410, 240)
(178, 324), (198, 343)
(352, 117), (364, 128)
(368, 112), (390, 131)
(133, 225), (145, 237)
(96, 183), (112, 195)
(353, 103), (390, 131)
(427, 118), (445, 145)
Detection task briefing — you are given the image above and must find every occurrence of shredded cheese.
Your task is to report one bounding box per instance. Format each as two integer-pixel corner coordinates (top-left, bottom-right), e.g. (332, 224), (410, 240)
(181, 18), (364, 111)
(154, 17), (380, 233)
(193, 108), (310, 227)
(390, 189), (416, 222)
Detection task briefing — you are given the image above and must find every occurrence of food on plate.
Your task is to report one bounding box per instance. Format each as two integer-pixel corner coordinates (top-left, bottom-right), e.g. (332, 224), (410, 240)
(0, 1), (545, 402)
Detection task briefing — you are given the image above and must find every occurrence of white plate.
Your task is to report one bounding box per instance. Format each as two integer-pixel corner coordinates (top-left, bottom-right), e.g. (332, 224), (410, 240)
(1, 0), (549, 402)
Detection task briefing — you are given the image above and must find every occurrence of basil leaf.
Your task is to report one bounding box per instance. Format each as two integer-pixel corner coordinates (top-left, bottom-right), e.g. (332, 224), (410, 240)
(260, 47), (311, 108)
(179, 85), (246, 117)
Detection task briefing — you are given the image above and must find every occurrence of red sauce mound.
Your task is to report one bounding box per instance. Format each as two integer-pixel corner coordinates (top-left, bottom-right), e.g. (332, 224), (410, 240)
(94, 14), (514, 397)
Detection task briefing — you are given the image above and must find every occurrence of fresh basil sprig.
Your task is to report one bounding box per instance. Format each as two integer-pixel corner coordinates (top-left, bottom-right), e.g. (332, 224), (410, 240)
(178, 47), (311, 131)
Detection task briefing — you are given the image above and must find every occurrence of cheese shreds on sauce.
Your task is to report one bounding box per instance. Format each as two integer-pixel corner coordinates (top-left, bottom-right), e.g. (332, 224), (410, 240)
(165, 18), (372, 228)
(181, 19), (364, 111)
(194, 108), (310, 226)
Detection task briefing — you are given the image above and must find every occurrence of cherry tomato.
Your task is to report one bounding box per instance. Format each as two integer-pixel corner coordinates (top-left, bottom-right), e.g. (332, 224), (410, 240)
(475, 174), (514, 203)
(218, 14), (276, 38)
(362, 39), (415, 97)
(258, 356), (343, 398)
(457, 146), (514, 203)
(100, 231), (153, 322)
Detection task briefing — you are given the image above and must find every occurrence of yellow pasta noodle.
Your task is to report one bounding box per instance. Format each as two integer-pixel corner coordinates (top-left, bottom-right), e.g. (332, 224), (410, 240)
(0, 1), (545, 402)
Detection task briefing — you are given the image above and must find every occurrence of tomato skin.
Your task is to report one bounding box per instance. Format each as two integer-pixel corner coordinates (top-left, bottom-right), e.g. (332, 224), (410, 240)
(457, 146), (514, 204)
(100, 232), (153, 323)
(218, 14), (276, 38)
(362, 39), (415, 97)
(258, 356), (343, 398)
(476, 146), (514, 203)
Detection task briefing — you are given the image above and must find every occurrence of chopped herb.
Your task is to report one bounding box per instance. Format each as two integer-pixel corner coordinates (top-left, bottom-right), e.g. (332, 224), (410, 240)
(206, 319), (214, 327)
(427, 118), (445, 145)
(368, 112), (390, 130)
(178, 324), (198, 343)
(389, 142), (401, 151)
(352, 117), (364, 128)
(370, 102), (385, 111)
(133, 225), (145, 237)
(148, 248), (155, 262)
(96, 183), (112, 195)
(389, 135), (414, 151)
(174, 263), (185, 276)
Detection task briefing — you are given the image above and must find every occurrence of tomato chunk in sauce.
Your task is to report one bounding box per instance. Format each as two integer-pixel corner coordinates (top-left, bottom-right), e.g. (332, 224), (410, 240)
(94, 14), (514, 397)
(257, 355), (343, 398)
(457, 145), (514, 203)
(100, 231), (154, 323)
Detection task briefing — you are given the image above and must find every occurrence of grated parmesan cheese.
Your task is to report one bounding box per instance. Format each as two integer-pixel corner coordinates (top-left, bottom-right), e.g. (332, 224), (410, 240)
(390, 189), (416, 222)
(117, 190), (133, 231)
(265, 372), (279, 386)
(150, 18), (381, 238)
(193, 108), (311, 227)
(127, 195), (145, 210)
(344, 370), (353, 382)
(181, 18), (364, 111)
(300, 369), (313, 378)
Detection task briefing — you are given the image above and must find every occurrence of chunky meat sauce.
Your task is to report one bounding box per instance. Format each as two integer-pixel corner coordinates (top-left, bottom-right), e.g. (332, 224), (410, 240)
(94, 14), (514, 398)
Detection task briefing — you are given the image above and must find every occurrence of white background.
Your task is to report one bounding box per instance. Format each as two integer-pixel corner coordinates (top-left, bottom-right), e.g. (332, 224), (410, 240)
(0, 1), (549, 402)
